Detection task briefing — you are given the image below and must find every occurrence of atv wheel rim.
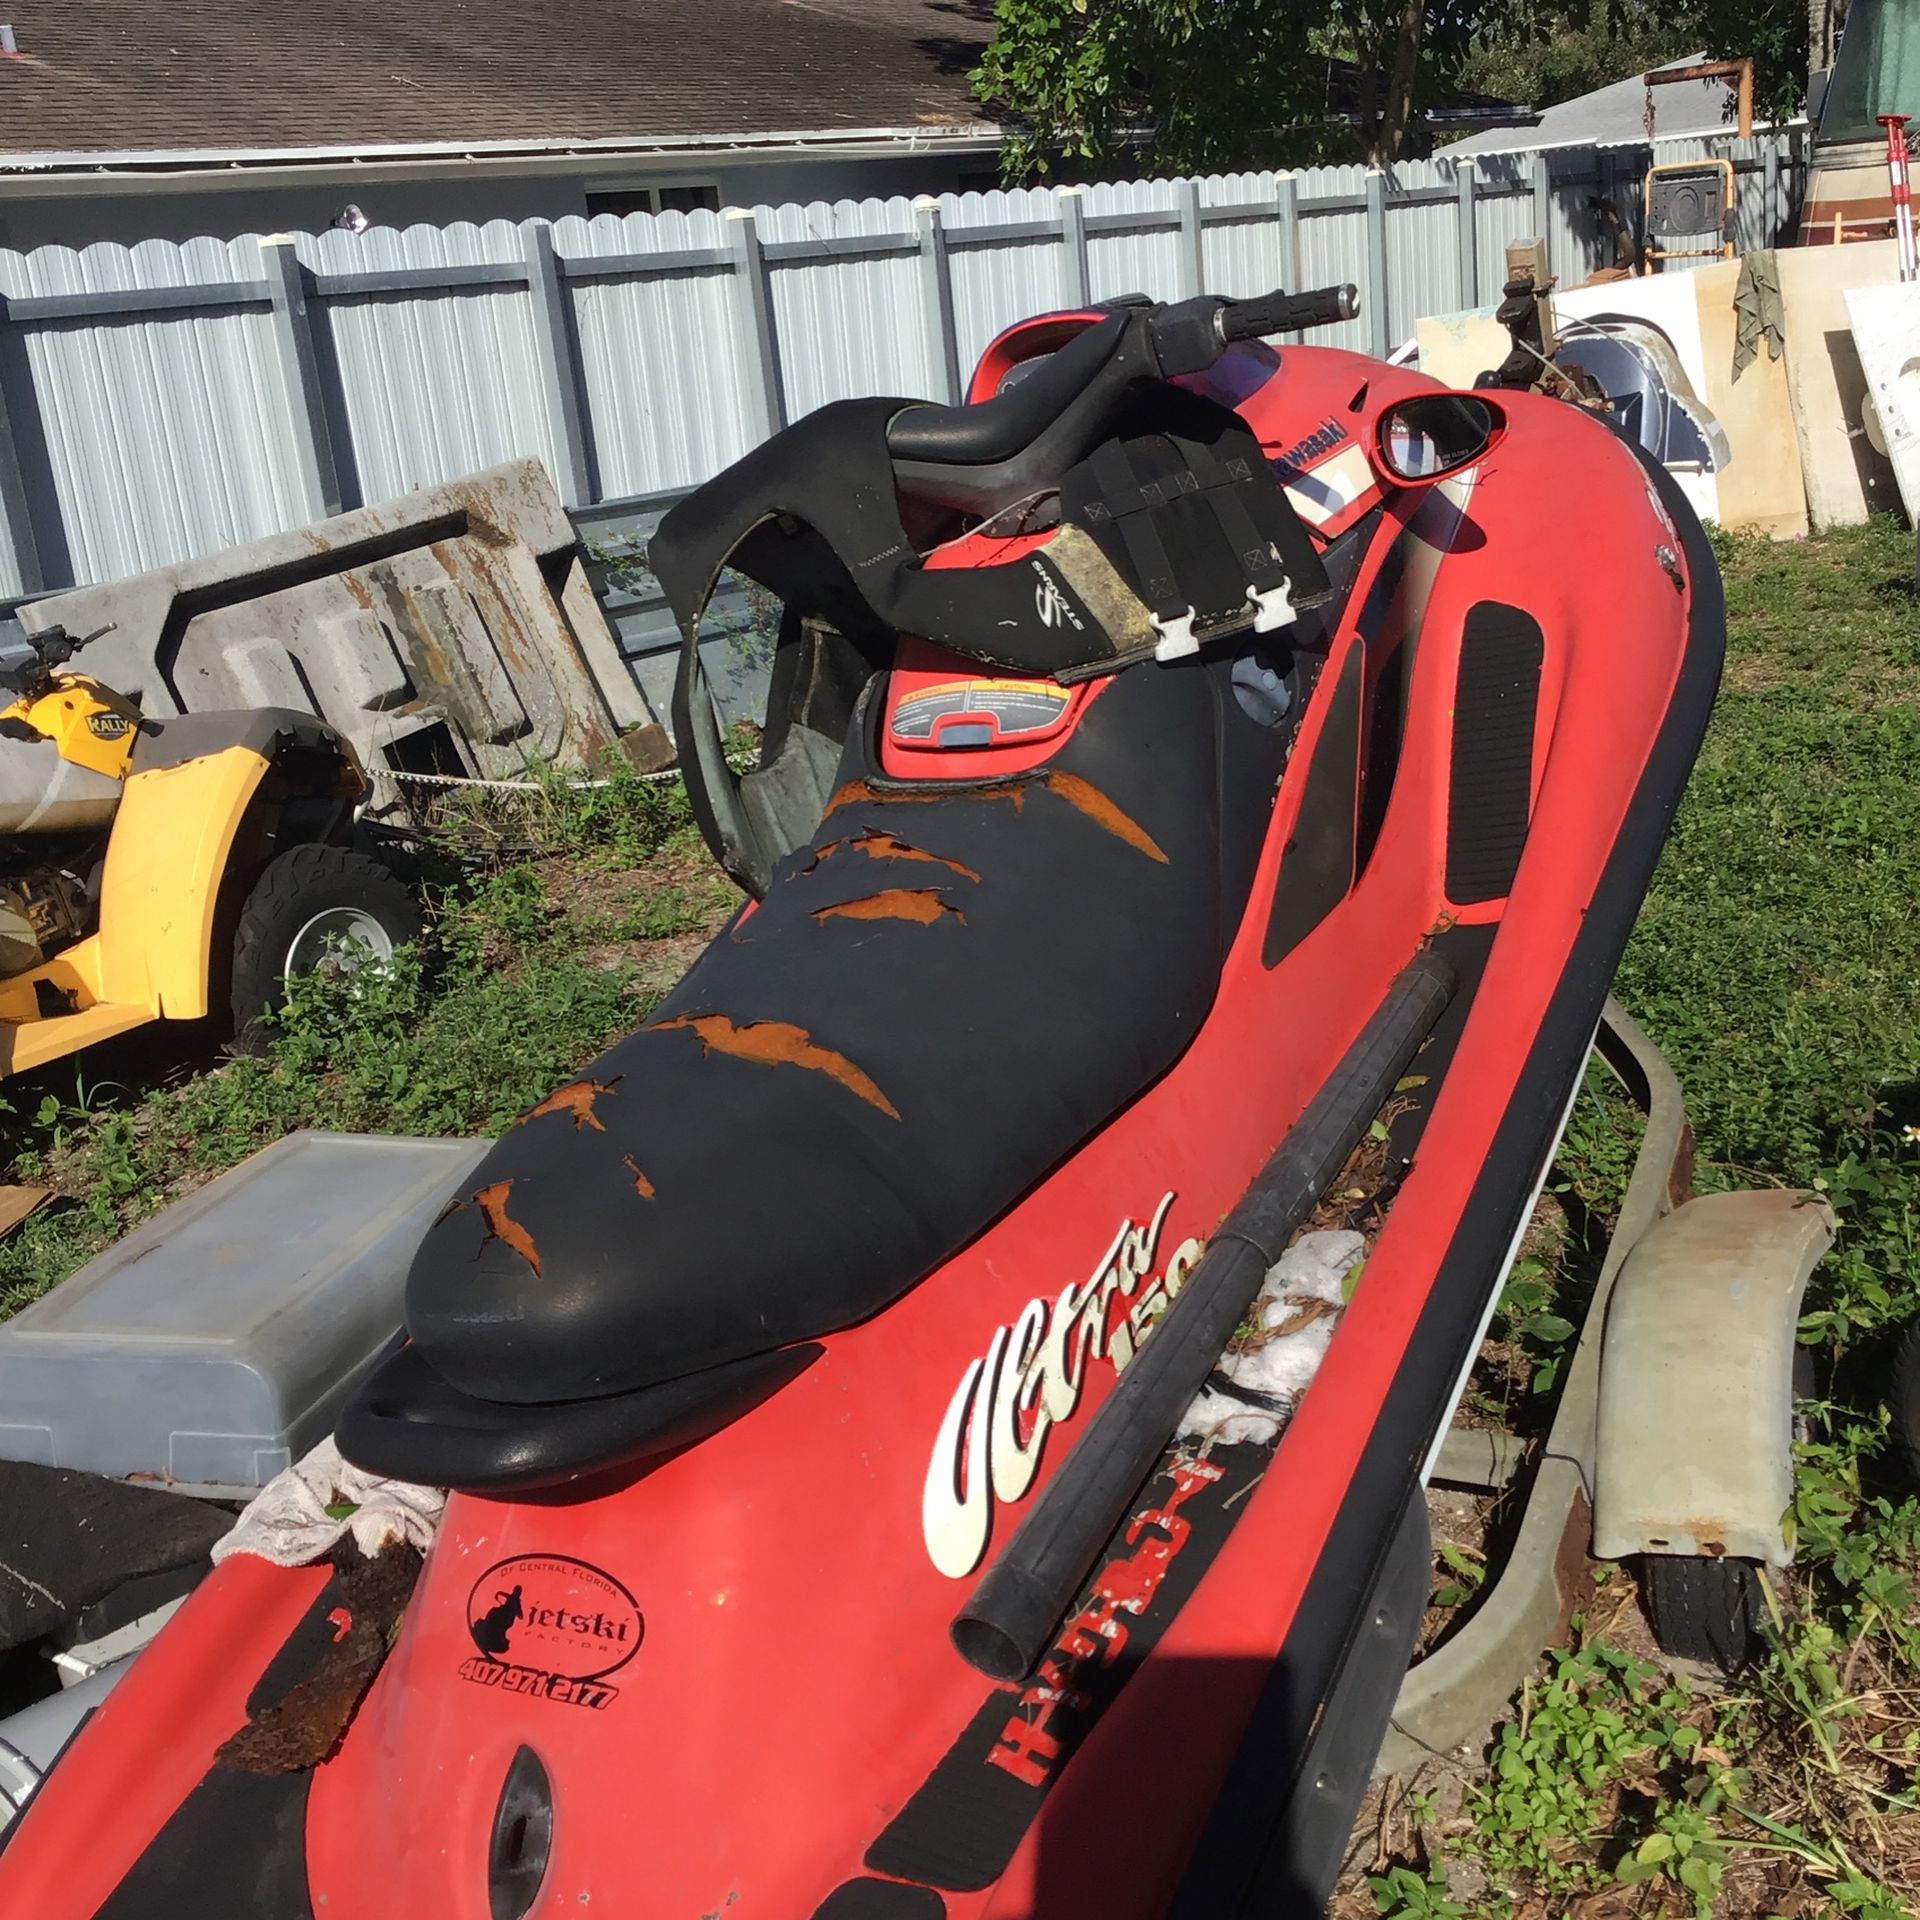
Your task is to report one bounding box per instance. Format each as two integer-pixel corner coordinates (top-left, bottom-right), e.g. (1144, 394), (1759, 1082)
(284, 905), (396, 981)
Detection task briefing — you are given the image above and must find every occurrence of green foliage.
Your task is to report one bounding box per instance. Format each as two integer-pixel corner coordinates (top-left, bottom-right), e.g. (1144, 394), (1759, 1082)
(974, 0), (1336, 177)
(1458, 2), (1696, 112)
(977, 0), (1812, 178)
(1367, 1861), (1468, 1919)
(1455, 1638), (1737, 1910)
(1461, 0), (1809, 127)
(1686, 0), (1814, 126)
(1429, 1539), (1486, 1611)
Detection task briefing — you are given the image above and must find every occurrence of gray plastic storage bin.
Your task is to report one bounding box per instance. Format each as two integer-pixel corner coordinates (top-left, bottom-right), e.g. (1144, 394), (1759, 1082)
(0, 1130), (489, 1492)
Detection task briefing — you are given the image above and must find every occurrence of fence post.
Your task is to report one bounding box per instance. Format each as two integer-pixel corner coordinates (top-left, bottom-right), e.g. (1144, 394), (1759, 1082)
(0, 317), (44, 593)
(1274, 173), (1301, 338)
(1176, 177), (1205, 299)
(1531, 150), (1554, 276)
(1763, 136), (1781, 246)
(723, 206), (784, 443)
(1364, 168), (1390, 357)
(1452, 157), (1477, 307)
(519, 220), (594, 510)
(912, 196), (962, 405)
(261, 236), (343, 521)
(1058, 185), (1092, 308)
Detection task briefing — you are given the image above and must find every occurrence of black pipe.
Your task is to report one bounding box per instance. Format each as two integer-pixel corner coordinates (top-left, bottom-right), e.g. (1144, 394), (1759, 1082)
(950, 951), (1457, 1682)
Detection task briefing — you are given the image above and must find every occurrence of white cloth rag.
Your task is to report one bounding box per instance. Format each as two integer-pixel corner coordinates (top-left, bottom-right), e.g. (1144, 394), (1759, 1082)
(212, 1436), (446, 1568)
(1178, 1229), (1365, 1451)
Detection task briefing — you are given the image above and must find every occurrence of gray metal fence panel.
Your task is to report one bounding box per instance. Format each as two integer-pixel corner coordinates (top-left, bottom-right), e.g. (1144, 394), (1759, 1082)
(0, 235), (300, 594)
(1198, 172), (1290, 301)
(556, 208), (754, 500)
(1295, 163), (1373, 356)
(758, 195), (934, 416)
(1381, 159), (1462, 349)
(0, 126), (1805, 609)
(1083, 177), (1186, 305)
(941, 184), (1069, 378)
(297, 220), (558, 512)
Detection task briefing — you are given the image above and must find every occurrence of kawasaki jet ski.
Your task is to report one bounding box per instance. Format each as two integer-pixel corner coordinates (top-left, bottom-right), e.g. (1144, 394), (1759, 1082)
(0, 279), (1723, 1918)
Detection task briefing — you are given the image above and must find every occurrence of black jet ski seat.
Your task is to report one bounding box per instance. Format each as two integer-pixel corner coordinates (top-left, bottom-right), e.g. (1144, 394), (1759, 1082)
(342, 645), (1308, 1492)
(340, 297), (1350, 1494)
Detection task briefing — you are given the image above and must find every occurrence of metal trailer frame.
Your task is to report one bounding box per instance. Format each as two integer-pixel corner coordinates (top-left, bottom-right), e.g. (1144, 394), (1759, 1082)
(1380, 997), (1831, 1775)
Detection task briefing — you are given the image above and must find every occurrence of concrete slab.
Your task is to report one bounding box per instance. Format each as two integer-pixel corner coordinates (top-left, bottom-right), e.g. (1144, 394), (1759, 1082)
(22, 460), (654, 785)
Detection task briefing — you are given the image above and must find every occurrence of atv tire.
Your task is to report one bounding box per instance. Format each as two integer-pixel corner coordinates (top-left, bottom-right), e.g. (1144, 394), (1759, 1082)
(1891, 1314), (1920, 1492)
(1640, 1554), (1765, 1673)
(229, 844), (419, 1053)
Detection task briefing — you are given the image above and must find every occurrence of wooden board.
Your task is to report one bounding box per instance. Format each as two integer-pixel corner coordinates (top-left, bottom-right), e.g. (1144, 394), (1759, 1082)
(1844, 280), (1920, 529)
(1776, 239), (1904, 529)
(1412, 307), (1511, 392)
(1691, 258), (1809, 542)
(0, 1185), (50, 1237)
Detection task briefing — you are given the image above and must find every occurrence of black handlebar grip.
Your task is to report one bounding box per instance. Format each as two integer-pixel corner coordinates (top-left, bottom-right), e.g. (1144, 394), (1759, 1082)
(1220, 283), (1360, 340)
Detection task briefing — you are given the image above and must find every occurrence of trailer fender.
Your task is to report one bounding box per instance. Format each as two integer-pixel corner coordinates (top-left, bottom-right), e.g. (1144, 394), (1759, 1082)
(1592, 1189), (1835, 1568)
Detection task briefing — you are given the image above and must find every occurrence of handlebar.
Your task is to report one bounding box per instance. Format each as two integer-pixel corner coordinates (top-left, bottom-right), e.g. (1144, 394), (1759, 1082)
(0, 621), (115, 699)
(1220, 283), (1360, 341)
(1146, 283), (1360, 376)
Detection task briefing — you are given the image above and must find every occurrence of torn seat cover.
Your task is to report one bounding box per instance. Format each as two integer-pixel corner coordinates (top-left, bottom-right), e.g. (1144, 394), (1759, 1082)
(400, 652), (1293, 1408)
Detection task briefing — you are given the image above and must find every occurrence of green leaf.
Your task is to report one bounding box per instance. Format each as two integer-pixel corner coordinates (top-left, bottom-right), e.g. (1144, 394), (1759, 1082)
(1678, 1853), (1720, 1897)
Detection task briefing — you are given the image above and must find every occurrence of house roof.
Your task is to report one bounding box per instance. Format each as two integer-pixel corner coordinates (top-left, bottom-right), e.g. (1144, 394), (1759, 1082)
(1444, 53), (1741, 157)
(0, 0), (1003, 166)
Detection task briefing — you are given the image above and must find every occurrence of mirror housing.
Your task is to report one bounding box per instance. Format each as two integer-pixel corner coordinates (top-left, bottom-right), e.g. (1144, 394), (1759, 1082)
(1377, 394), (1503, 484)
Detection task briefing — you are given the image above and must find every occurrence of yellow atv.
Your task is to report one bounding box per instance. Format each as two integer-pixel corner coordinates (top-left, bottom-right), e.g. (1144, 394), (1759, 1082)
(0, 620), (419, 1077)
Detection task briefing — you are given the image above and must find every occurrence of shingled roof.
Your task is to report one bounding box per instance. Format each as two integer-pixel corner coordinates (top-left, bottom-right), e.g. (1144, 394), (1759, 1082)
(0, 0), (1002, 162)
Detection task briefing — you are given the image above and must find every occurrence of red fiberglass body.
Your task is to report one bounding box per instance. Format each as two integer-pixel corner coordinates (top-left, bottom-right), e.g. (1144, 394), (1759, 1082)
(0, 300), (1722, 1919)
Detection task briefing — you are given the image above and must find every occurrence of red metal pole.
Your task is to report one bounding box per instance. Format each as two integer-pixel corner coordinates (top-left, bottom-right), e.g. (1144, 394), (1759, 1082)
(1879, 113), (1917, 281)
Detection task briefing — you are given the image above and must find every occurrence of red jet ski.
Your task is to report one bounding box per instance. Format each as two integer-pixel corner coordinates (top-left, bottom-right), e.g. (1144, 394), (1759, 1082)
(0, 282), (1722, 1918)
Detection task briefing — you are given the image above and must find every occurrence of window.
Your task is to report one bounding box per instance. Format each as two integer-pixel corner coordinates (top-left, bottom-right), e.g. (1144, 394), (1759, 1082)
(586, 181), (722, 219)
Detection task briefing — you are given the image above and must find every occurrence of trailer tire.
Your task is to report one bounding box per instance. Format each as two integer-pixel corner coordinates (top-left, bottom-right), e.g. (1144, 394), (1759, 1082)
(230, 844), (419, 1052)
(1640, 1554), (1764, 1673)
(1891, 1314), (1920, 1492)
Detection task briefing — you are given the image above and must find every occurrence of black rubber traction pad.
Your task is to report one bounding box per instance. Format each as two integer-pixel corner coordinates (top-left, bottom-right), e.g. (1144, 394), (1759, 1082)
(1445, 601), (1544, 905)
(812, 1879), (948, 1919)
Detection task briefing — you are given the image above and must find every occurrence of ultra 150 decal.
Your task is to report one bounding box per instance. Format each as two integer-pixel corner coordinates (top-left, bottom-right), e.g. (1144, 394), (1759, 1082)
(922, 1193), (1205, 1577)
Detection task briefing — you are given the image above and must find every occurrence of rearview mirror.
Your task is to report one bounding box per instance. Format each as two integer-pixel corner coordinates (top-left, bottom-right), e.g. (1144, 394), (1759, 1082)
(1378, 394), (1501, 483)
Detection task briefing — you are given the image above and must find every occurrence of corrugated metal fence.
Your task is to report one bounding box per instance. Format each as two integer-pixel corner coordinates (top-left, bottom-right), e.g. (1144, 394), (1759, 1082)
(0, 130), (1805, 655)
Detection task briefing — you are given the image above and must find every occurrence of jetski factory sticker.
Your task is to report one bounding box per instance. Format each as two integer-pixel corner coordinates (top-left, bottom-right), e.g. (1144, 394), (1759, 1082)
(460, 1553), (643, 1710)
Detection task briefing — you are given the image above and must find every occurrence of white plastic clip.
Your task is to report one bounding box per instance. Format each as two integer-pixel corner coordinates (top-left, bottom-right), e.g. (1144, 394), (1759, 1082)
(1246, 577), (1296, 634)
(1150, 606), (1200, 661)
